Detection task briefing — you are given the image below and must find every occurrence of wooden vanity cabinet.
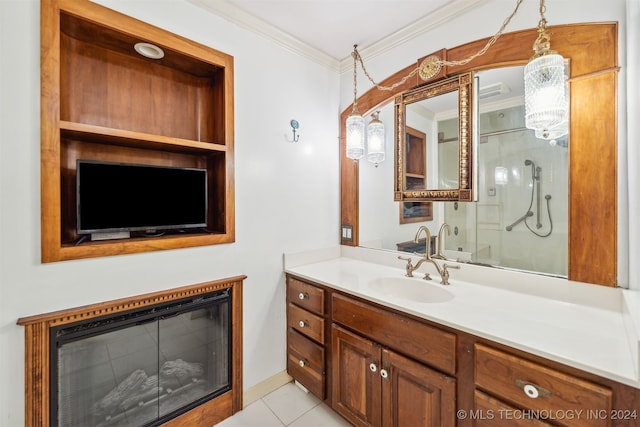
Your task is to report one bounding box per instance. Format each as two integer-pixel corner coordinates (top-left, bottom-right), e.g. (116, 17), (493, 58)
(332, 324), (456, 427)
(286, 276), (327, 399)
(330, 293), (456, 427)
(284, 274), (640, 427)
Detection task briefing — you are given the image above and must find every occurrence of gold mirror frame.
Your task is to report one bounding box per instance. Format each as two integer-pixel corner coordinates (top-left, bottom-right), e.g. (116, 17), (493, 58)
(394, 73), (475, 202)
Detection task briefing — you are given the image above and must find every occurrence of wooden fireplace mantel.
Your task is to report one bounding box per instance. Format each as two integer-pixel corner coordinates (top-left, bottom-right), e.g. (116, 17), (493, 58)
(17, 275), (245, 427)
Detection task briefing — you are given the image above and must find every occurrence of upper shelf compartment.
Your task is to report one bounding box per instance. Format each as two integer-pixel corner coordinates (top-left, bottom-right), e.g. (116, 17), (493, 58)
(59, 12), (227, 145)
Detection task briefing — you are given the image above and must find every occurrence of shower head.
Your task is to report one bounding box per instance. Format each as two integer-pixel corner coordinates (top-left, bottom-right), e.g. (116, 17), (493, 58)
(525, 159), (539, 181)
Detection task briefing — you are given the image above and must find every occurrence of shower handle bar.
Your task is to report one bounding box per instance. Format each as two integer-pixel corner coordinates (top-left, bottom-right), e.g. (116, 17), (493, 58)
(535, 166), (542, 229)
(505, 211), (534, 232)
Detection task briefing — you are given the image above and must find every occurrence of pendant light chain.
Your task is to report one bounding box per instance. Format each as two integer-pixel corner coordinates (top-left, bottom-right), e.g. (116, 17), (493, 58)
(353, 48), (421, 92)
(539, 0), (547, 20)
(351, 45), (359, 112)
(352, 0), (525, 92)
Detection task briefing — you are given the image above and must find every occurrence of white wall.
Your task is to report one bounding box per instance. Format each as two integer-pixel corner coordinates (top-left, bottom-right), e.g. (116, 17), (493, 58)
(0, 1), (340, 425)
(350, 0), (633, 287)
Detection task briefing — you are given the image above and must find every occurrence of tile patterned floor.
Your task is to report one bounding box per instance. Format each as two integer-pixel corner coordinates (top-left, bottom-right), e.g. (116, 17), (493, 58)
(215, 382), (351, 426)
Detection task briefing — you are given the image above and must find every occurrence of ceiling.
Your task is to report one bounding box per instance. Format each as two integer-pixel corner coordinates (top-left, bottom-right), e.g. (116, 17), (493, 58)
(189, 0), (488, 69)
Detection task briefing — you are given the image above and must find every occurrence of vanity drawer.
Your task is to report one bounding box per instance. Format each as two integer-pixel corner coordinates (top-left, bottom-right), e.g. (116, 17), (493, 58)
(474, 390), (552, 426)
(287, 328), (325, 399)
(474, 343), (612, 427)
(331, 293), (456, 375)
(287, 276), (325, 315)
(288, 303), (325, 343)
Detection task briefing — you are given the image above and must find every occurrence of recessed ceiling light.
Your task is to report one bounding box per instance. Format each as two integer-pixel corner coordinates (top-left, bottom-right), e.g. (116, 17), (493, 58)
(134, 42), (164, 60)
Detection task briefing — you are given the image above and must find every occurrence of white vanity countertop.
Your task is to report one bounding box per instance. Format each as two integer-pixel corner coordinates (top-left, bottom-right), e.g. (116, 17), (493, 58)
(284, 246), (640, 389)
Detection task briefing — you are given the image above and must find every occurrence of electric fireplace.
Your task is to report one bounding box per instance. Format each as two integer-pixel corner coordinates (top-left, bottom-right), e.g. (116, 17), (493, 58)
(18, 277), (244, 426)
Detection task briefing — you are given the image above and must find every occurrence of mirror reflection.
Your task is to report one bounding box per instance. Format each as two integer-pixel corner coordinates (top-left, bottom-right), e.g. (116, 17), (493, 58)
(360, 65), (568, 277)
(404, 90), (459, 191)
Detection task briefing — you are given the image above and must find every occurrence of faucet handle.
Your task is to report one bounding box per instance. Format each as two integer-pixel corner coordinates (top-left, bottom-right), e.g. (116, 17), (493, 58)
(397, 256), (415, 277)
(440, 263), (460, 285)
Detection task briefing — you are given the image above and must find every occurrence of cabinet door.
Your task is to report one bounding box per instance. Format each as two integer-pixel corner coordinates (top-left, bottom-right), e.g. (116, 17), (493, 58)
(381, 348), (456, 427)
(331, 324), (382, 427)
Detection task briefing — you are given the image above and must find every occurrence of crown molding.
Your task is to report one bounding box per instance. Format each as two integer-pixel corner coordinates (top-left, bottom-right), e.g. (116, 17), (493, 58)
(188, 0), (341, 71)
(188, 0), (487, 73)
(339, 0), (489, 73)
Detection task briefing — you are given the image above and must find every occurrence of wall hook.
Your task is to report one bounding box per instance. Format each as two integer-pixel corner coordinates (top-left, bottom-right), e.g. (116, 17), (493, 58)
(288, 119), (300, 142)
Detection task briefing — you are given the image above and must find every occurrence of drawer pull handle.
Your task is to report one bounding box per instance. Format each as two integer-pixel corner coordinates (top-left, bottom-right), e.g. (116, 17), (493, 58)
(516, 379), (551, 399)
(298, 320), (307, 328)
(298, 359), (308, 368)
(298, 292), (308, 300)
(380, 369), (389, 380)
(369, 363), (378, 373)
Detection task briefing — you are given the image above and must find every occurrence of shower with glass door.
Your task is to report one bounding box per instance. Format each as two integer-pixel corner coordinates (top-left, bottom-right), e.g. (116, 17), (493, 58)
(443, 103), (568, 277)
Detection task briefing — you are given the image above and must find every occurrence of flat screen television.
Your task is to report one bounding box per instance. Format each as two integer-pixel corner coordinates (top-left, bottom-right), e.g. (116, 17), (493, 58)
(76, 160), (208, 236)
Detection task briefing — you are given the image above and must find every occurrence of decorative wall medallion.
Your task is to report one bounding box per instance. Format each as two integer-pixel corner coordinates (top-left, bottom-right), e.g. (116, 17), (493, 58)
(418, 55), (442, 81)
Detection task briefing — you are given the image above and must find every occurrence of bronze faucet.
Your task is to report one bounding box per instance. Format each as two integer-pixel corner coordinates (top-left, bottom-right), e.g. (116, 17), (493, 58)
(398, 225), (460, 285)
(432, 223), (451, 260)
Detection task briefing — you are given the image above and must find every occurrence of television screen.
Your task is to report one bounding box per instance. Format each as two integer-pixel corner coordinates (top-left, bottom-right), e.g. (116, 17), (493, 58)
(76, 160), (208, 234)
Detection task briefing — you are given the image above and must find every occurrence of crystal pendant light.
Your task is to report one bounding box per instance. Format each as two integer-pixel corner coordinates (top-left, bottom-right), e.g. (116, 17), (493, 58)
(535, 78), (569, 145)
(366, 111), (385, 166)
(524, 0), (567, 135)
(346, 114), (365, 160)
(346, 45), (365, 160)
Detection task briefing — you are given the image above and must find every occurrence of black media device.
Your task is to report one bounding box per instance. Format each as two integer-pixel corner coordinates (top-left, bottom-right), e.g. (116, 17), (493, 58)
(76, 160), (208, 239)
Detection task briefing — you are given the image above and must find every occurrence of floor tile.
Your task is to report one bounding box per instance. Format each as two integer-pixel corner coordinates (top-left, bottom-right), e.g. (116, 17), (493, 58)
(215, 399), (284, 427)
(288, 403), (351, 427)
(261, 382), (320, 425)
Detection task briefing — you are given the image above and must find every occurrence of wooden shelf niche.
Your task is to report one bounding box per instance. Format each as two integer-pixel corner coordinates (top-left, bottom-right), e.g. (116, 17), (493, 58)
(41, 0), (235, 262)
(404, 126), (426, 189)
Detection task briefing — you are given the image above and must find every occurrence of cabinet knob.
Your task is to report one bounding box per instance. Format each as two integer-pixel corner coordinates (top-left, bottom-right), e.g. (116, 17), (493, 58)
(298, 292), (308, 300)
(523, 384), (539, 398)
(380, 369), (389, 380)
(369, 363), (378, 373)
(298, 320), (307, 328)
(298, 359), (308, 368)
(515, 379), (550, 399)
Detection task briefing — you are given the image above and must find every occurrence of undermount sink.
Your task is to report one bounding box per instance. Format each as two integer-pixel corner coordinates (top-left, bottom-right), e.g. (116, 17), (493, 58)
(368, 277), (454, 303)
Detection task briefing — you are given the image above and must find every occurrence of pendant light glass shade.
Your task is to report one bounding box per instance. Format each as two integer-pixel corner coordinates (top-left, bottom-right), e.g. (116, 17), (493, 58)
(346, 45), (365, 161)
(524, 53), (567, 133)
(366, 112), (385, 166)
(346, 112), (365, 160)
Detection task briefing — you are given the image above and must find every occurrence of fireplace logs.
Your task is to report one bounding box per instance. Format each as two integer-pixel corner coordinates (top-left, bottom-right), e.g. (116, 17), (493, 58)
(92, 359), (206, 421)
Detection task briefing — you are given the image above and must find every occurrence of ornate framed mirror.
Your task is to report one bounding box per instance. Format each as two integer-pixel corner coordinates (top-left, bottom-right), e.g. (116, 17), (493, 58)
(394, 73), (476, 202)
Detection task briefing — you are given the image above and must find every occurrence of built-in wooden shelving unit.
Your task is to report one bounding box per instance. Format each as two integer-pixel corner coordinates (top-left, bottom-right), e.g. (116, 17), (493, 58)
(41, 0), (235, 262)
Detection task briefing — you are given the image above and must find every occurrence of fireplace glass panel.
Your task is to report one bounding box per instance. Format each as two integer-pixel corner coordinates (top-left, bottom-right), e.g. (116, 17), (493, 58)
(54, 291), (230, 426)
(157, 304), (229, 418)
